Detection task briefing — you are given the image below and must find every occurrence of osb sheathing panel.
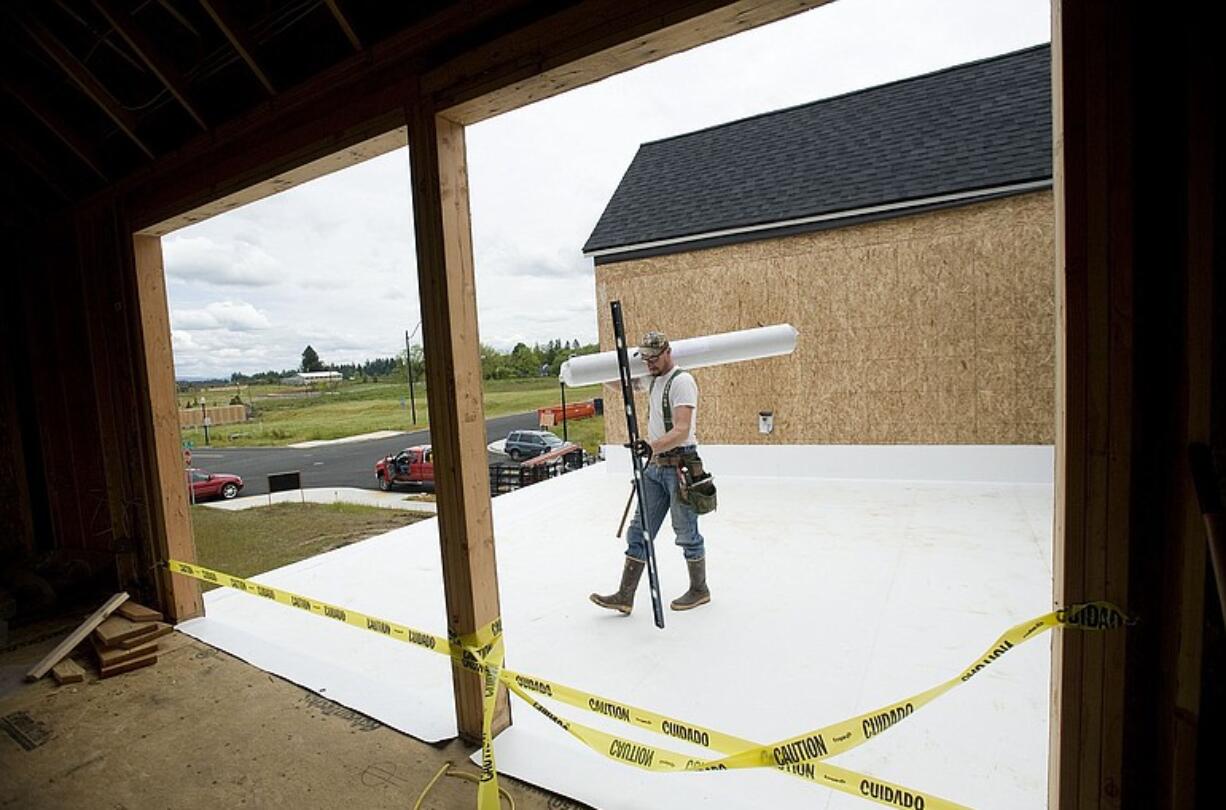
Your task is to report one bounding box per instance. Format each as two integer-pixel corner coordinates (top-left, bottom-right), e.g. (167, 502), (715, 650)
(596, 191), (1055, 445)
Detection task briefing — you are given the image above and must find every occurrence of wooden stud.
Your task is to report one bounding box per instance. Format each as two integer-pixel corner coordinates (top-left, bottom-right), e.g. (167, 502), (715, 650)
(323, 0), (362, 52)
(26, 593), (129, 681)
(4, 79), (108, 181)
(92, 0), (208, 130)
(198, 0), (276, 95)
(0, 125), (72, 201)
(132, 235), (202, 621)
(1160, 21), (1213, 803)
(406, 103), (509, 742)
(19, 16), (155, 159)
(1050, 2), (1132, 806)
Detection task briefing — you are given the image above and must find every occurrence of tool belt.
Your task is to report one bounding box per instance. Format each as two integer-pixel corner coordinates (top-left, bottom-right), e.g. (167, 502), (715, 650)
(653, 451), (688, 467)
(656, 449), (717, 515)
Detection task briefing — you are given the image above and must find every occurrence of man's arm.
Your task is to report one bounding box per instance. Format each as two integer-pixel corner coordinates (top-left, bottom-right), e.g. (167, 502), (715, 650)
(650, 405), (693, 455)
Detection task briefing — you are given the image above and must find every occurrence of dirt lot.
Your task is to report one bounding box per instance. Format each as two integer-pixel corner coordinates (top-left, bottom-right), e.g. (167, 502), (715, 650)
(1, 624), (586, 810)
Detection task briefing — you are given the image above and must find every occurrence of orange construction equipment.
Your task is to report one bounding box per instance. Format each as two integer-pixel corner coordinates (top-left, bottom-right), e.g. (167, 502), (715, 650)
(537, 401), (596, 425)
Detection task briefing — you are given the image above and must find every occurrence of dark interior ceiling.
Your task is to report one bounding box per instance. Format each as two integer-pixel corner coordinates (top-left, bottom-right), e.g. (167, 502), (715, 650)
(0, 0), (547, 222)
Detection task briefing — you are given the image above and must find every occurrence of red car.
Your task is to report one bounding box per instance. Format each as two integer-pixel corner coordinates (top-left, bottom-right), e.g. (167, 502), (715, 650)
(189, 468), (244, 500)
(375, 445), (434, 491)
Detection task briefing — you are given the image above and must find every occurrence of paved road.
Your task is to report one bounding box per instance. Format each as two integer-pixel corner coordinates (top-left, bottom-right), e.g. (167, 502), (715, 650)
(188, 411), (540, 496)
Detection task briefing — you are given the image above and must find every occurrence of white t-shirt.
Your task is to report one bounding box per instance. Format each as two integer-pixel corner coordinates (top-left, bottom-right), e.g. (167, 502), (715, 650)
(641, 368), (698, 445)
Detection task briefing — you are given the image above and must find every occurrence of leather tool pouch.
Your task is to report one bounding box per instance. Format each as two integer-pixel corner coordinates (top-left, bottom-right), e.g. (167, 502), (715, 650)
(678, 454), (717, 515)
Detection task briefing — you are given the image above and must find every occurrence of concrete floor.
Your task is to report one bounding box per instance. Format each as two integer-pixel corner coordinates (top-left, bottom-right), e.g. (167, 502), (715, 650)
(0, 628), (584, 810)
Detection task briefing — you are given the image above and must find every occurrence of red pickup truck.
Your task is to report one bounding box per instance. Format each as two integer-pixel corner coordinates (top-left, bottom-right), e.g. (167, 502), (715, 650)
(375, 445), (434, 491)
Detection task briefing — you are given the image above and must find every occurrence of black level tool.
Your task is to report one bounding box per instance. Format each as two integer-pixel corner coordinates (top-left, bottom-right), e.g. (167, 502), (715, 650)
(610, 300), (665, 628)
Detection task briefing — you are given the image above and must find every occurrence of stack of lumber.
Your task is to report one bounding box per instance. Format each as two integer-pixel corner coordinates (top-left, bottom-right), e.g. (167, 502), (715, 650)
(91, 602), (170, 679)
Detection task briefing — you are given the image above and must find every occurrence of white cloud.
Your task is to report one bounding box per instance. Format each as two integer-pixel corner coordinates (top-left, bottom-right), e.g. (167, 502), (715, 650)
(162, 235), (282, 287)
(172, 301), (271, 331)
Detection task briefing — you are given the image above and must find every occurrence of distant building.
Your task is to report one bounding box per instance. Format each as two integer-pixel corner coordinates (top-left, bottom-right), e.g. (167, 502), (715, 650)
(283, 371), (343, 386)
(585, 45), (1053, 446)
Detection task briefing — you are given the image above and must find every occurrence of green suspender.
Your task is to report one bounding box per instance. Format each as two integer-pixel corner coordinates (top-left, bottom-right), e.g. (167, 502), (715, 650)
(649, 368), (682, 432)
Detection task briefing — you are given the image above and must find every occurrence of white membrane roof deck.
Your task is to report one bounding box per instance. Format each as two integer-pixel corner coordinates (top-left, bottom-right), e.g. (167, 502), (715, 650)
(180, 445), (1054, 809)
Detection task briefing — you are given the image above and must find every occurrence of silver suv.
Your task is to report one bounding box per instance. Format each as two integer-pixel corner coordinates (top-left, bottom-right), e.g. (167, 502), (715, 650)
(504, 430), (564, 461)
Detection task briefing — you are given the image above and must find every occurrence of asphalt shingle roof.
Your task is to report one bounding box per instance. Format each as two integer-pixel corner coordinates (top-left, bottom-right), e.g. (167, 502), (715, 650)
(584, 44), (1051, 256)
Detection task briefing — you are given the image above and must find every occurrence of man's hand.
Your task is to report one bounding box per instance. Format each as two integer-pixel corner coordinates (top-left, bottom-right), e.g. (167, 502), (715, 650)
(623, 438), (653, 462)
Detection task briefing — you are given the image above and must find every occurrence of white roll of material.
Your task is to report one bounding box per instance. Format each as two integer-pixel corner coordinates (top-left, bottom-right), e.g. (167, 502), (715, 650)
(558, 324), (798, 387)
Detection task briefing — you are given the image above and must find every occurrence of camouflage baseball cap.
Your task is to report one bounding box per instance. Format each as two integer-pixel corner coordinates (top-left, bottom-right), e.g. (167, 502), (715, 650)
(637, 331), (670, 358)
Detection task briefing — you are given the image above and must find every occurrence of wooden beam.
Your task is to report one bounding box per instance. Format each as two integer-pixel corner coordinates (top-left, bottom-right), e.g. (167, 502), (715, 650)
(139, 125), (407, 236)
(198, 0), (276, 95)
(323, 0), (362, 52)
(428, 0), (828, 124)
(4, 78), (108, 181)
(406, 103), (509, 742)
(92, 0), (208, 130)
(0, 125), (72, 201)
(114, 1), (809, 231)
(131, 235), (201, 621)
(1049, 1), (1134, 807)
(20, 16), (155, 159)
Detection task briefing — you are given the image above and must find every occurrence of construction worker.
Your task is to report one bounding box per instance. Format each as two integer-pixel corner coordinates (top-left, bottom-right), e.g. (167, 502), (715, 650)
(591, 331), (710, 614)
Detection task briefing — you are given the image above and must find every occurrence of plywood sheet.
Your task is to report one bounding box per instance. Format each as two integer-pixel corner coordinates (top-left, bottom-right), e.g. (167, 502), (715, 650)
(116, 602), (163, 623)
(94, 615), (159, 647)
(117, 622), (172, 649)
(99, 653), (158, 679)
(596, 191), (1056, 446)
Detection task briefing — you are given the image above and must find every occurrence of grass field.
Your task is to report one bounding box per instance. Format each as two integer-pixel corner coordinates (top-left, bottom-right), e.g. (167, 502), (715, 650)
(547, 413), (605, 455)
(180, 377), (604, 448)
(190, 502), (429, 587)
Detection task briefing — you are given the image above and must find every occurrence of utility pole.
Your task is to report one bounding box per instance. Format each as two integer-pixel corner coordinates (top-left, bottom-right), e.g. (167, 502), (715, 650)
(200, 399), (210, 445)
(405, 320), (421, 425)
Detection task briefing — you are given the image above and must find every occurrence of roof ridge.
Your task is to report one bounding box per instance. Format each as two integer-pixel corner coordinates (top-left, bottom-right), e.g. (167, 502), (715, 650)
(639, 42), (1050, 149)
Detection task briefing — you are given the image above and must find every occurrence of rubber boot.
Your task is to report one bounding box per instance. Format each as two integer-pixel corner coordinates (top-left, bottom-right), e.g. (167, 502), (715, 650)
(590, 557), (646, 614)
(670, 557), (710, 611)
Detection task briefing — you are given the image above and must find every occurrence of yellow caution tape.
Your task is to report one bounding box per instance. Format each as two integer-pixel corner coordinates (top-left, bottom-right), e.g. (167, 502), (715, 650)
(704, 603), (1134, 772)
(168, 560), (505, 809)
(169, 559), (1130, 810)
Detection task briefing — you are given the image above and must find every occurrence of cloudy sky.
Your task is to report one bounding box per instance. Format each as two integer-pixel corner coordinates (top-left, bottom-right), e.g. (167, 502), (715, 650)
(163, 0), (1050, 379)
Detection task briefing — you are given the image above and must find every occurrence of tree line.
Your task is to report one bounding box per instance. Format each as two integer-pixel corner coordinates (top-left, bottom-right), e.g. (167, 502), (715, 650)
(220, 339), (600, 385)
(480, 338), (599, 380)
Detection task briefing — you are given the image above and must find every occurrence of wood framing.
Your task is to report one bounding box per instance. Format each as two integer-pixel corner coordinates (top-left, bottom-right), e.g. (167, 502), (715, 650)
(4, 78), (109, 181)
(19, 16), (154, 159)
(132, 235), (201, 621)
(124, 2), (817, 232)
(198, 0), (276, 95)
(93, 0), (208, 130)
(323, 0), (362, 51)
(1049, 1), (1133, 805)
(10, 2), (1216, 802)
(430, 0), (829, 124)
(406, 104), (510, 741)
(1051, 2), (1215, 807)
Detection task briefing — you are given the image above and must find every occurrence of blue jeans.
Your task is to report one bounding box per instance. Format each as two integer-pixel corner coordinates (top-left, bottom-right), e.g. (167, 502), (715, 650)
(625, 460), (705, 561)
